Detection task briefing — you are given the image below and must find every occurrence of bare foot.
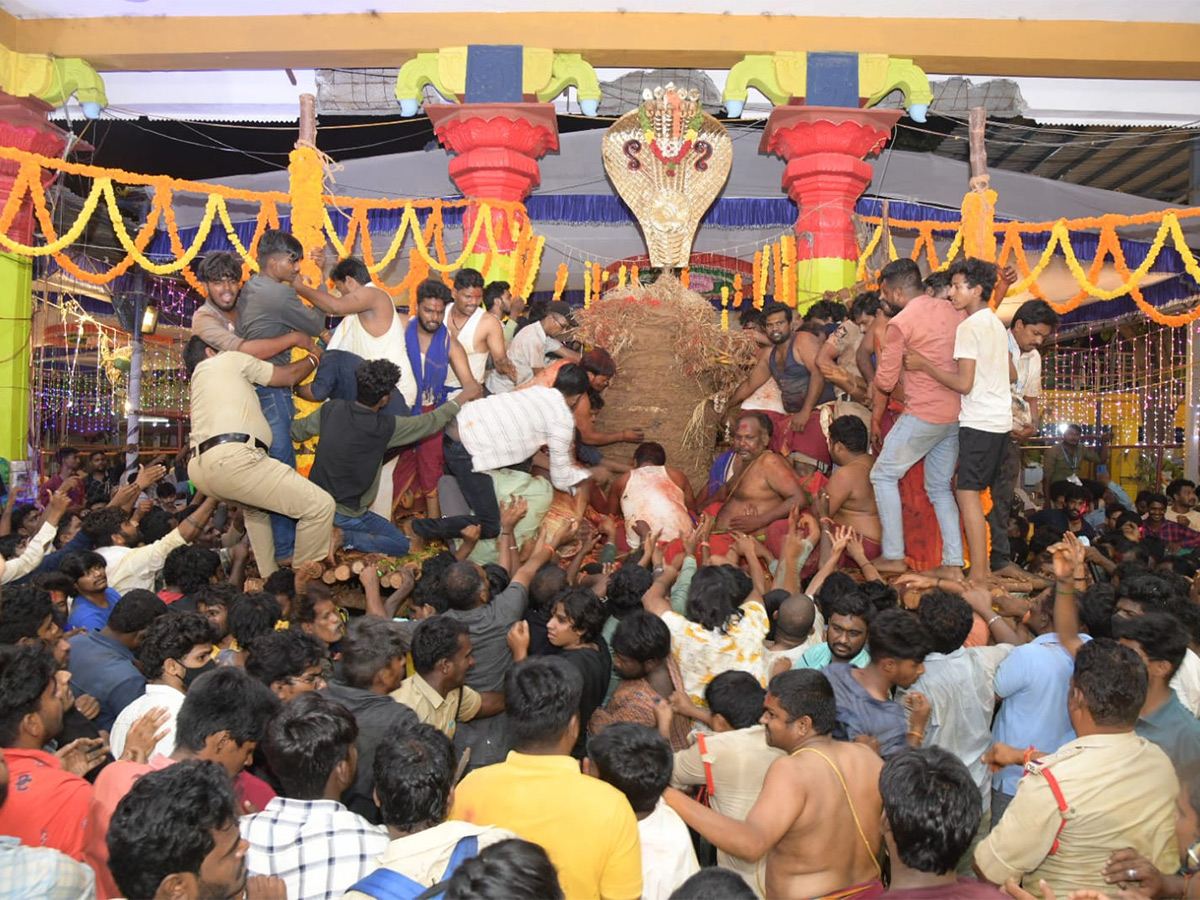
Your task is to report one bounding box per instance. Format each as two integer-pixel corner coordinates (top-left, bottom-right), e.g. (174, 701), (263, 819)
(872, 557), (909, 575)
(990, 560), (1027, 580)
(326, 526), (343, 566)
(294, 560), (322, 595)
(924, 565), (965, 581)
(400, 518), (425, 554)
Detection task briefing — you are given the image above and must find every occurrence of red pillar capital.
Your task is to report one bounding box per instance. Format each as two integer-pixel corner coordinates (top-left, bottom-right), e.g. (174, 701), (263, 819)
(0, 92), (70, 244)
(760, 107), (902, 264)
(426, 103), (559, 254)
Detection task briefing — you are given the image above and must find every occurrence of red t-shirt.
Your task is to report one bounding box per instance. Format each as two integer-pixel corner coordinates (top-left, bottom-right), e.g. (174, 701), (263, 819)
(0, 747), (92, 859)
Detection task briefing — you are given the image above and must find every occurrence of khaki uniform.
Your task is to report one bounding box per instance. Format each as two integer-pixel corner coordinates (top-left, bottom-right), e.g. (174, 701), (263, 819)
(974, 731), (1178, 896)
(187, 351), (334, 571)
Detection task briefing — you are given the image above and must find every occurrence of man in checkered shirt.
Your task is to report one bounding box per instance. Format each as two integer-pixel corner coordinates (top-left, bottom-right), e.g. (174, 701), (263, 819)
(240, 693), (388, 900)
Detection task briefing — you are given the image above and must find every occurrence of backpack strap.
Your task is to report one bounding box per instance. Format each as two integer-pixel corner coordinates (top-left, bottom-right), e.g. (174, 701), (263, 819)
(696, 733), (716, 805)
(347, 868), (428, 900)
(1038, 766), (1071, 856)
(441, 835), (480, 881)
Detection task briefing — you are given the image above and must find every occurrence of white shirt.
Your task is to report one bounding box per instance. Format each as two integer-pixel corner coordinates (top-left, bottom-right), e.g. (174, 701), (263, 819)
(1008, 331), (1042, 400)
(455, 385), (589, 493)
(637, 800), (700, 900)
(109, 682), (185, 759)
(486, 320), (563, 394)
(0, 522), (57, 584)
(1172, 648), (1200, 717)
(954, 307), (1013, 433)
(96, 529), (188, 594)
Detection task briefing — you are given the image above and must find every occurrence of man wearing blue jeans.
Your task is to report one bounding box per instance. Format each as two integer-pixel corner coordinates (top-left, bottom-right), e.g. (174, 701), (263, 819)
(869, 259), (966, 577)
(236, 230), (331, 564)
(291, 359), (481, 556)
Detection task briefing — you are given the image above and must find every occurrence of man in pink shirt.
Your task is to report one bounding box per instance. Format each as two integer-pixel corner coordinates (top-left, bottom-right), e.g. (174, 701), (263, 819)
(870, 259), (966, 577)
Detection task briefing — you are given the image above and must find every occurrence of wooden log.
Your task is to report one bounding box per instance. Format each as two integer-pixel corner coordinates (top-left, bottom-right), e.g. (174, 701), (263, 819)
(334, 564), (352, 582)
(321, 568), (338, 585)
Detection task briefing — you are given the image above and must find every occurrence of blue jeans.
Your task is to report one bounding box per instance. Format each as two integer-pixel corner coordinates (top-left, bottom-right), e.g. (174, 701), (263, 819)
(255, 384), (297, 562)
(869, 413), (963, 566)
(335, 510), (409, 556)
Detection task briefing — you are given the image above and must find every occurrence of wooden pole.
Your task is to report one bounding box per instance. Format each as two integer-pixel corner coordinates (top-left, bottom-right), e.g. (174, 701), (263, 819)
(298, 93), (316, 146)
(963, 106), (997, 261)
(968, 107), (988, 183)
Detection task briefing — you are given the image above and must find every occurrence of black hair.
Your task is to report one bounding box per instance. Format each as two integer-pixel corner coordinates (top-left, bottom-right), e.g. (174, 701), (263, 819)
(341, 617), (411, 690)
(829, 415), (868, 453)
(138, 507), (174, 545)
(611, 610), (671, 663)
(108, 590), (167, 634)
(162, 545), (220, 594)
(850, 291), (881, 320)
(815, 571), (857, 618)
(227, 591), (283, 648)
(197, 251), (242, 284)
(824, 584), (876, 626)
(263, 568), (297, 602)
(916, 590), (974, 655)
(668, 869), (757, 900)
(195, 582), (237, 611)
(606, 562), (655, 619)
(442, 839), (564, 900)
(373, 722), (457, 831)
(553, 363), (590, 398)
(762, 588), (789, 640)
(879, 258), (922, 294)
(948, 257), (998, 300)
(0, 644), (56, 745)
(330, 256), (370, 285)
(441, 561), (487, 611)
(1071, 637), (1148, 728)
(705, 670), (766, 729)
(528, 563), (568, 616)
(1167, 479), (1197, 500)
(9, 504), (38, 535)
(552, 587), (608, 643)
(156, 481), (178, 500)
(880, 747), (982, 875)
(453, 268), (484, 291)
(184, 334), (214, 377)
(1114, 611), (1188, 679)
(80, 508), (129, 549)
(483, 563), (511, 597)
(633, 441), (668, 467)
(244, 629), (327, 688)
(262, 692), (358, 799)
(355, 358), (401, 407)
(581, 348), (617, 377)
(0, 585), (55, 645)
(0, 535), (22, 561)
(685, 565), (750, 634)
(482, 280), (510, 310)
(866, 608), (930, 665)
(736, 410), (774, 441)
(57, 445), (79, 464)
(761, 301), (793, 323)
(1117, 573), (1178, 612)
(138, 612), (215, 681)
(859, 580), (899, 614)
(1011, 299), (1060, 329)
(107, 759), (238, 900)
(257, 228), (303, 263)
(289, 582), (335, 627)
(768, 669), (836, 734)
(505, 657), (583, 750)
(411, 615), (469, 675)
(175, 666), (280, 752)
(1147, 492), (1169, 508)
(739, 308), (765, 329)
(804, 299), (846, 323)
(587, 723), (673, 815)
(923, 271), (952, 294)
(1079, 582), (1117, 639)
(1047, 480), (1073, 504)
(417, 278), (452, 305)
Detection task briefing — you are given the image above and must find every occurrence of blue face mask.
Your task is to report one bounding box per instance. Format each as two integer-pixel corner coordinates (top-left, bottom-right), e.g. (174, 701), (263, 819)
(824, 322), (839, 336)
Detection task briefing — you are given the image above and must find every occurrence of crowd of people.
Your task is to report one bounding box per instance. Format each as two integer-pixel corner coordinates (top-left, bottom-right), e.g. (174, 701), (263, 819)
(4, 232), (1200, 900)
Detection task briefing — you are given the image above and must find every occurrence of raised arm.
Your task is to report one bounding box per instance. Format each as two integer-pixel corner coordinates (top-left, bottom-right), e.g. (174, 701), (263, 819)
(574, 392), (643, 447)
(1049, 533), (1087, 657)
(292, 280), (380, 317)
(726, 347), (773, 410)
(269, 354), (320, 388)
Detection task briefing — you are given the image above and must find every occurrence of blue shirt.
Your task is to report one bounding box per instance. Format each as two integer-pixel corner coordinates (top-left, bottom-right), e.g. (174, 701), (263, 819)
(992, 631), (1091, 796)
(310, 349), (409, 415)
(795, 642), (870, 671)
(824, 661), (909, 759)
(0, 836), (95, 900)
(65, 588), (120, 632)
(66, 630), (145, 733)
(1137, 690), (1200, 771)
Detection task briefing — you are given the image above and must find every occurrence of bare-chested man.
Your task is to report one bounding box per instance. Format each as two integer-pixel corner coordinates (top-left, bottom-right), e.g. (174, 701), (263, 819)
(704, 412), (808, 559)
(294, 255), (410, 365)
(444, 268), (516, 390)
(821, 415), (881, 560)
(606, 441), (695, 549)
(727, 303), (830, 464)
(665, 669), (884, 900)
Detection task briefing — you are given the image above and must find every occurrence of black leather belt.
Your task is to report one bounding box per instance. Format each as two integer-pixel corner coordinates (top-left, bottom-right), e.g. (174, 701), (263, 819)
(196, 433), (269, 455)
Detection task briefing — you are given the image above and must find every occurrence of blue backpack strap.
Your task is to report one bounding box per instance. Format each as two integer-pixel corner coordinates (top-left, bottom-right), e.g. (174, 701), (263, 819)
(347, 868), (428, 900)
(441, 835), (480, 881)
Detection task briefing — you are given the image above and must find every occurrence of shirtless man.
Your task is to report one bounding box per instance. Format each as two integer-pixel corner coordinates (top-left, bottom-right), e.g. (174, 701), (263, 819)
(821, 415), (881, 559)
(727, 303), (829, 464)
(818, 291), (879, 410)
(606, 441), (695, 549)
(664, 670), (884, 900)
(444, 268), (516, 390)
(708, 412), (808, 558)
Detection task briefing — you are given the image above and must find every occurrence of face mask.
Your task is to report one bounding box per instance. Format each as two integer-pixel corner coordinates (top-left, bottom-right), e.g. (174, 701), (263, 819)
(824, 322), (839, 336)
(178, 658), (217, 689)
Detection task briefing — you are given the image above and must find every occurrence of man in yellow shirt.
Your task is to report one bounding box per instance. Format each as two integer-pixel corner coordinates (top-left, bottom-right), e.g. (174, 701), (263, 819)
(450, 657), (643, 900)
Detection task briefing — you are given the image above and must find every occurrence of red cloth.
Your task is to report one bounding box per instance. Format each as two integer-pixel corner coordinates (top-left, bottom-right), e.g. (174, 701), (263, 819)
(39, 474), (86, 508)
(880, 405), (943, 571)
(0, 747), (91, 860)
(764, 409), (831, 465)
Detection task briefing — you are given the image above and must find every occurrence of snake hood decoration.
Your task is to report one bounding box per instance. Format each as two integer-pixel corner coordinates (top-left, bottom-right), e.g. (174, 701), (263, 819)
(602, 83), (732, 269)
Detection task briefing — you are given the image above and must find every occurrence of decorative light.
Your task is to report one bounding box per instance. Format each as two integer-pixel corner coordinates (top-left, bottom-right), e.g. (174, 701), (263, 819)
(140, 302), (159, 335)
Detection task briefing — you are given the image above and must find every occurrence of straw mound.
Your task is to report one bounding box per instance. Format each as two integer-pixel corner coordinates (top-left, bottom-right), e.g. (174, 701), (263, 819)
(573, 274), (759, 489)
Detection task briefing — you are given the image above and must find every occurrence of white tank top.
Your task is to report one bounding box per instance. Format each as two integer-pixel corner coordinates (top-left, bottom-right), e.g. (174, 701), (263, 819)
(327, 308), (418, 405)
(621, 466), (693, 549)
(444, 306), (489, 388)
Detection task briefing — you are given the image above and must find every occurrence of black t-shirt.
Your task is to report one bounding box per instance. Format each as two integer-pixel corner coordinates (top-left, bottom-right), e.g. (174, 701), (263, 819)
(560, 639), (612, 759)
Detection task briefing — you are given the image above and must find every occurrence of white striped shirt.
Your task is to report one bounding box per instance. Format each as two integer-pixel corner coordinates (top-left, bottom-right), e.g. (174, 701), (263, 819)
(456, 386), (589, 492)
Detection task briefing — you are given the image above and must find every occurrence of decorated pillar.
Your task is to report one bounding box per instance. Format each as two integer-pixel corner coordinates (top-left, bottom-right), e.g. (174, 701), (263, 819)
(0, 92), (69, 465)
(761, 106), (902, 299)
(426, 102), (558, 283)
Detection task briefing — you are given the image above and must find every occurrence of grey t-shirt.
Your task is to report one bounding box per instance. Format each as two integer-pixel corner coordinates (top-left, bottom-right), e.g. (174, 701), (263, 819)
(235, 273), (326, 364)
(446, 582), (529, 770)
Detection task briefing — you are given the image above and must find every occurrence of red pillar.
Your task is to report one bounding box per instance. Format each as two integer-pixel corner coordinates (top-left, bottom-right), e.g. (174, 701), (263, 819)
(0, 92), (69, 242)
